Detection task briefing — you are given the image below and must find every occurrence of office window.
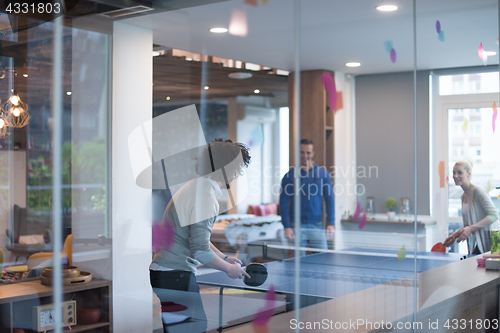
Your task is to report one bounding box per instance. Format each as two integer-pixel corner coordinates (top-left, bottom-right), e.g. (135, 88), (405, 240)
(447, 108), (500, 217)
(439, 72), (499, 95)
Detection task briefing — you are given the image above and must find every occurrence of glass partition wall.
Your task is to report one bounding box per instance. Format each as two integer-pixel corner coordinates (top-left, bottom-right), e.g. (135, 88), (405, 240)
(0, 10), (110, 333)
(0, 0), (498, 332)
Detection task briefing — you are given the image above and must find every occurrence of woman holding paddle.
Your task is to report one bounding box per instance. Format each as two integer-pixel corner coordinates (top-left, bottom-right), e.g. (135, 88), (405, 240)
(444, 161), (499, 254)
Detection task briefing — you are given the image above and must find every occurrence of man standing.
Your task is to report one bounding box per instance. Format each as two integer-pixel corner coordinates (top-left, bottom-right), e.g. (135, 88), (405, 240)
(279, 139), (335, 250)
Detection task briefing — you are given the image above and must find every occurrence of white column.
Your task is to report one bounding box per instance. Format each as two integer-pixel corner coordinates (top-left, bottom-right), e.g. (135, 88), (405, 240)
(334, 72), (357, 249)
(112, 22), (152, 332)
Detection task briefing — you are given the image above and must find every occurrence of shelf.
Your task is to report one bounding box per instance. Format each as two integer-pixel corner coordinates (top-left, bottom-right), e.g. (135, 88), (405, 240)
(0, 279), (111, 304)
(2, 279), (111, 333)
(64, 322), (110, 332)
(325, 125), (333, 131)
(340, 218), (436, 227)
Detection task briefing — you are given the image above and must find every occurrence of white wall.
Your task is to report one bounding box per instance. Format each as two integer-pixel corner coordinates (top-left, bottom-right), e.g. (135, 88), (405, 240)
(355, 71), (431, 215)
(112, 22), (153, 332)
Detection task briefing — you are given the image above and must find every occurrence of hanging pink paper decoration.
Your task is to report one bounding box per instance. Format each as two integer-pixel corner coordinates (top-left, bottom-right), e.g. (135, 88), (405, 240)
(358, 213), (367, 230)
(321, 72), (338, 113)
(253, 285), (276, 327)
(478, 43), (484, 59)
(352, 202), (361, 220)
(493, 102), (498, 133)
(152, 220), (175, 252)
(390, 48), (397, 63)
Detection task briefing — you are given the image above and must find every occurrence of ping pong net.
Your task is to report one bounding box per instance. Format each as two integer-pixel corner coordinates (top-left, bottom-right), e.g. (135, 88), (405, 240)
(260, 243), (459, 261)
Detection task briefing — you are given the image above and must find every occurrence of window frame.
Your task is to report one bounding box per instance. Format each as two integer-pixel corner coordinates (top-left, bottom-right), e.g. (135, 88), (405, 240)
(431, 70), (498, 228)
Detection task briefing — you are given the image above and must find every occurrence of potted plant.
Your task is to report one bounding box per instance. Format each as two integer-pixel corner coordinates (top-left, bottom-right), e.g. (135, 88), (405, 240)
(385, 197), (397, 221)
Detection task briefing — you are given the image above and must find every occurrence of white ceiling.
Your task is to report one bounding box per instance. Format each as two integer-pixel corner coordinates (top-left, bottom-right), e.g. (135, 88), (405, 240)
(122, 0), (499, 75)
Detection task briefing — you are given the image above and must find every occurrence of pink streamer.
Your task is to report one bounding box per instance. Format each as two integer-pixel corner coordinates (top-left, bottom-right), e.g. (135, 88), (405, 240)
(493, 102), (498, 133)
(321, 72), (338, 113)
(152, 220), (175, 252)
(358, 213), (367, 230)
(478, 43), (484, 60)
(390, 48), (397, 63)
(352, 203), (361, 220)
(493, 111), (498, 133)
(253, 285), (276, 326)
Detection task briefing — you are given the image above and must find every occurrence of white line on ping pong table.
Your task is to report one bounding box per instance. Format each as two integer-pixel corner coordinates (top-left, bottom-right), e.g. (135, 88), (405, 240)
(263, 244), (459, 261)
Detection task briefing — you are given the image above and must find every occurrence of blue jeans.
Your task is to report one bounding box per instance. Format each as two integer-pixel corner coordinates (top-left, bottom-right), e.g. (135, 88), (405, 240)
(295, 221), (327, 255)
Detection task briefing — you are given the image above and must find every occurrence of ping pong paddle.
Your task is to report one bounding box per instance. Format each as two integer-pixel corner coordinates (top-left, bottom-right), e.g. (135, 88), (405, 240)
(243, 263), (268, 287)
(431, 242), (446, 253)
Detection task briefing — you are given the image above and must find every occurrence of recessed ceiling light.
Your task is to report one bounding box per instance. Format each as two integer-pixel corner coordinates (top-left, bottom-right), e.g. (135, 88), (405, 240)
(376, 5), (398, 11)
(484, 51), (497, 56)
(346, 62), (361, 67)
(23, 74), (28, 77)
(254, 89), (260, 94)
(228, 72), (253, 79)
(276, 69), (290, 76)
(66, 92), (72, 96)
(209, 27), (228, 33)
(166, 96), (171, 100)
(204, 86), (209, 90)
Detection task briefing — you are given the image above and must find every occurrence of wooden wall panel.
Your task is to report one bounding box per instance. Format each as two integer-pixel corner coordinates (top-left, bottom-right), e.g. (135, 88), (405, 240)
(288, 70), (334, 169)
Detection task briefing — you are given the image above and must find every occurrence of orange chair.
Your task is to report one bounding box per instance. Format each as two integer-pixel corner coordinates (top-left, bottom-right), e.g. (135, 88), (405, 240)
(27, 234), (72, 270)
(0, 249), (4, 273)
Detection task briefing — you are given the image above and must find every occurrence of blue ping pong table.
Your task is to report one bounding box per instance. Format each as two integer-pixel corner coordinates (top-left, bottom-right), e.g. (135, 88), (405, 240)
(196, 248), (466, 331)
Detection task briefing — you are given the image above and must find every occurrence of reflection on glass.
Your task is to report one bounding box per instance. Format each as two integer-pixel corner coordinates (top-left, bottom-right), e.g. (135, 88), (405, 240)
(0, 0), (497, 331)
(0, 10), (111, 333)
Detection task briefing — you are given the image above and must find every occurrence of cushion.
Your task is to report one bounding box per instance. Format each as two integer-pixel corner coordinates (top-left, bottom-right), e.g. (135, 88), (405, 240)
(18, 235), (45, 245)
(161, 301), (188, 312)
(248, 203), (278, 216)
